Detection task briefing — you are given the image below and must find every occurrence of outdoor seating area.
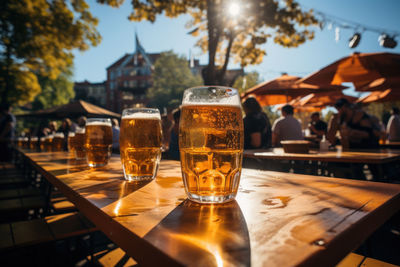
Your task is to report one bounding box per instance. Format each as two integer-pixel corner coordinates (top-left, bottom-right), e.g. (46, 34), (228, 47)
(1, 1), (400, 266)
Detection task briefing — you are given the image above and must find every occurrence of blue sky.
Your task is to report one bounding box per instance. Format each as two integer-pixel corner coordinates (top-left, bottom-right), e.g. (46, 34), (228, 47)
(73, 0), (400, 89)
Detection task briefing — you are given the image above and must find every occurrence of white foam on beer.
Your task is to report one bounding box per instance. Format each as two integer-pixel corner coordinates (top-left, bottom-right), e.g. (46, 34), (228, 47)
(122, 112), (161, 120)
(86, 121), (112, 126)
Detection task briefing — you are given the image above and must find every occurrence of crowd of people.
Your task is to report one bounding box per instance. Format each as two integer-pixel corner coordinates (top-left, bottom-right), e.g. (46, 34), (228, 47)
(1, 97), (399, 164)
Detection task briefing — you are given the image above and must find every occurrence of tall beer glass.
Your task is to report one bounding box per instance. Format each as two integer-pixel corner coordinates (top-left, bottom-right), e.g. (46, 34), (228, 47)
(85, 118), (112, 167)
(53, 133), (64, 151)
(179, 86), (244, 203)
(120, 108), (162, 181)
(74, 127), (86, 159)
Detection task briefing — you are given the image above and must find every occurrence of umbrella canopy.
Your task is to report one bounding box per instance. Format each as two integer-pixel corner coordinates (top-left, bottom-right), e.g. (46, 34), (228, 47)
(299, 52), (400, 87)
(355, 77), (400, 92)
(357, 89), (400, 103)
(289, 91), (358, 110)
(18, 100), (121, 119)
(242, 74), (346, 106)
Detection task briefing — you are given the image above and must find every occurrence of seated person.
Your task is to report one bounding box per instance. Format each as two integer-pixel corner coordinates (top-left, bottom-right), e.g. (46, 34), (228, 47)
(387, 107), (400, 141)
(308, 112), (327, 138)
(168, 108), (181, 160)
(272, 105), (303, 147)
(328, 98), (380, 149)
(242, 97), (272, 149)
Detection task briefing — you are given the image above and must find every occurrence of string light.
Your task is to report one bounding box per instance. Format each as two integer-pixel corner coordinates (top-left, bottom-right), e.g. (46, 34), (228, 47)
(304, 6), (399, 49)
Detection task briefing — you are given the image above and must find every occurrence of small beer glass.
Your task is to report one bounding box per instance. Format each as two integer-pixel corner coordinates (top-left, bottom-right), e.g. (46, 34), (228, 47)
(85, 118), (113, 167)
(67, 132), (75, 152)
(120, 108), (162, 181)
(30, 137), (38, 150)
(74, 127), (86, 160)
(179, 86), (244, 203)
(53, 132), (64, 151)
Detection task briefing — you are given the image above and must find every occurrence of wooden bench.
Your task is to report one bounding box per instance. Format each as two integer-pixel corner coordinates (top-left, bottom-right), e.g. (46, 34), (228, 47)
(0, 212), (97, 252)
(337, 253), (399, 267)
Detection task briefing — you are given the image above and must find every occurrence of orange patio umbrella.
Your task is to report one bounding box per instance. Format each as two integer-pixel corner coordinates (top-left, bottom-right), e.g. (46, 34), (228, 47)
(299, 52), (400, 87)
(357, 88), (400, 103)
(355, 77), (400, 92)
(242, 74), (346, 106)
(289, 91), (358, 110)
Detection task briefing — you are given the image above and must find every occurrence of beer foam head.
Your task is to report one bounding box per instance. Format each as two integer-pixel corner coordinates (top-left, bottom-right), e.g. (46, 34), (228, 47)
(86, 121), (112, 127)
(182, 86), (241, 107)
(122, 112), (161, 120)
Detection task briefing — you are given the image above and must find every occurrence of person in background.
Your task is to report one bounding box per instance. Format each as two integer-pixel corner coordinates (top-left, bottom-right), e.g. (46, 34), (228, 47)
(387, 107), (400, 141)
(308, 112), (327, 139)
(48, 121), (57, 135)
(272, 104), (303, 147)
(328, 98), (380, 149)
(168, 108), (181, 160)
(0, 103), (16, 161)
(58, 118), (72, 150)
(242, 97), (272, 149)
(161, 113), (173, 151)
(111, 118), (120, 153)
(77, 116), (87, 128)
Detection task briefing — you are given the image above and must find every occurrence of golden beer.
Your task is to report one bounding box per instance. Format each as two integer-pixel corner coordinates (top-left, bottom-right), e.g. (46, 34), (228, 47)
(67, 133), (75, 152)
(85, 120), (112, 167)
(53, 133), (64, 151)
(179, 86), (244, 203)
(39, 137), (46, 151)
(44, 135), (53, 151)
(17, 137), (24, 147)
(30, 137), (39, 150)
(120, 110), (162, 181)
(74, 132), (86, 159)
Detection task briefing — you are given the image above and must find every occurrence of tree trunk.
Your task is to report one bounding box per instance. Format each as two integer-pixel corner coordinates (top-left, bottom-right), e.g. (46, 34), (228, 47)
(217, 34), (234, 85)
(203, 0), (219, 85)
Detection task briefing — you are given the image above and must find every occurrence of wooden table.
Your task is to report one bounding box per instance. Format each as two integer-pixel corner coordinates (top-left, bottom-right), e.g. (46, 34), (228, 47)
(17, 149), (400, 267)
(244, 148), (400, 180)
(380, 141), (400, 149)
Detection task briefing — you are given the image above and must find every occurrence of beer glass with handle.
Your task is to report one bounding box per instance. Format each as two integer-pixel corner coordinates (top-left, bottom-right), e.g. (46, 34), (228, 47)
(179, 86), (244, 204)
(85, 118), (113, 167)
(120, 108), (162, 181)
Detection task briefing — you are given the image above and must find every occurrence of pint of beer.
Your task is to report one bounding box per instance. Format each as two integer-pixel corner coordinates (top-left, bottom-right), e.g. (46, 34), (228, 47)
(67, 132), (75, 152)
(45, 135), (53, 151)
(179, 86), (244, 203)
(85, 119), (112, 167)
(120, 108), (162, 181)
(30, 137), (39, 150)
(74, 127), (86, 159)
(53, 133), (64, 151)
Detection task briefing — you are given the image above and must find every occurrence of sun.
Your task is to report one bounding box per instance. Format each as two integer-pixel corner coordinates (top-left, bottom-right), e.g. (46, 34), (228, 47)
(228, 3), (240, 17)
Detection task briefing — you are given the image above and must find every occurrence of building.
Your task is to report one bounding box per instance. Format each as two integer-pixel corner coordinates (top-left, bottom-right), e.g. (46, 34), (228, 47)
(74, 80), (107, 107)
(106, 35), (160, 112)
(106, 34), (244, 113)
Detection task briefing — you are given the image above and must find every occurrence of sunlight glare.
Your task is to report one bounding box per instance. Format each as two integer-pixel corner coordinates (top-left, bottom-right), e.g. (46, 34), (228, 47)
(228, 3), (240, 17)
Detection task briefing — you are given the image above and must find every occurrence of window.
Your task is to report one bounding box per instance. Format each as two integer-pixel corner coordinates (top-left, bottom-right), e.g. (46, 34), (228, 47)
(123, 81), (128, 87)
(129, 80), (137, 88)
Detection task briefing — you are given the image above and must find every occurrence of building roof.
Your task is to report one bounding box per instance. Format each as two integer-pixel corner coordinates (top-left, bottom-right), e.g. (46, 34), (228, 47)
(106, 52), (161, 70)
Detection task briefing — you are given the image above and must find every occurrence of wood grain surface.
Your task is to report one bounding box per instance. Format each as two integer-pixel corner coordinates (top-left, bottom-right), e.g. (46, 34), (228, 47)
(19, 148), (400, 267)
(244, 148), (400, 164)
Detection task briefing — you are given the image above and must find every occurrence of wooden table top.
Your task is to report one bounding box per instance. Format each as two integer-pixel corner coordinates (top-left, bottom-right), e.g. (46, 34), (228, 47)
(380, 141), (400, 149)
(244, 148), (400, 164)
(20, 149), (400, 267)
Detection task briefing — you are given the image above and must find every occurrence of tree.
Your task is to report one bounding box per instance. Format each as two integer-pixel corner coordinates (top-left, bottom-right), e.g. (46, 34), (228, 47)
(128, 0), (318, 85)
(0, 0), (101, 106)
(233, 71), (261, 93)
(146, 51), (202, 110)
(32, 67), (75, 110)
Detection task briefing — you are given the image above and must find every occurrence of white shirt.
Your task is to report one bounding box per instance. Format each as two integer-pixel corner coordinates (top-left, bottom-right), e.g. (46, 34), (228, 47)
(272, 115), (303, 144)
(387, 114), (400, 141)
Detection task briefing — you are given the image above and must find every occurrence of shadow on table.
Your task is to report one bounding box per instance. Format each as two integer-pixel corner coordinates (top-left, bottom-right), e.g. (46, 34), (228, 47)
(144, 199), (250, 266)
(76, 179), (152, 208)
